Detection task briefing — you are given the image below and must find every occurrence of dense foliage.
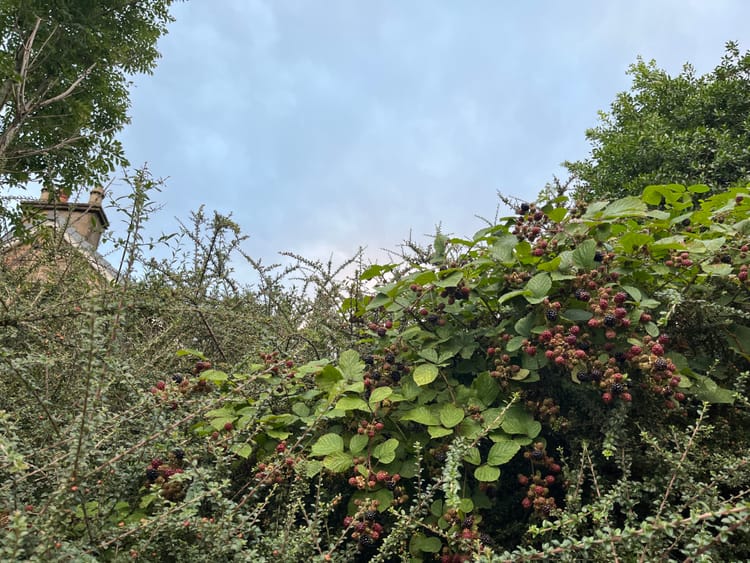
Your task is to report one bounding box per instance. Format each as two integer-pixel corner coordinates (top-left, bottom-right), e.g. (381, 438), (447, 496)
(0, 0), (175, 219)
(1, 179), (748, 562)
(566, 42), (750, 200)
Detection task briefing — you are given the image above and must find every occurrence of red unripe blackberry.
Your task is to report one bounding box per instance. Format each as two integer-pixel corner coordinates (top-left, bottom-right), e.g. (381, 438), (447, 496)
(674, 392), (686, 402)
(545, 475), (556, 485)
(640, 312), (652, 323)
(521, 497), (532, 509)
(518, 474), (529, 485)
(223, 422), (233, 431)
(602, 392), (613, 404)
(614, 292), (627, 304)
(155, 380), (166, 390)
(418, 307), (429, 316)
(651, 343), (665, 356)
(384, 320), (393, 329)
(550, 463), (561, 473)
(621, 392), (632, 402)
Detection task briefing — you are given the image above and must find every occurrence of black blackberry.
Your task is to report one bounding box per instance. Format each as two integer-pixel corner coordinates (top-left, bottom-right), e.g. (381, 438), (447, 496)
(577, 341), (591, 351)
(546, 309), (558, 322)
(359, 534), (374, 546)
(578, 371), (591, 382)
(520, 203), (530, 214)
(614, 352), (626, 364)
(434, 451), (447, 463)
(590, 369), (603, 381)
(653, 358), (669, 371)
(603, 314), (617, 327)
(530, 449), (544, 461)
(390, 371), (401, 383)
(480, 533), (494, 547)
(146, 468), (160, 482)
(386, 480), (396, 491)
(370, 371), (381, 381)
(384, 353), (396, 364)
(171, 373), (183, 383)
(173, 448), (185, 460)
(594, 251), (604, 262)
(461, 516), (474, 528)
(364, 355), (374, 365)
(541, 504), (552, 515)
(574, 289), (591, 302)
(721, 254), (732, 264)
(364, 510), (377, 521)
(611, 382), (625, 394)
(426, 314), (439, 324)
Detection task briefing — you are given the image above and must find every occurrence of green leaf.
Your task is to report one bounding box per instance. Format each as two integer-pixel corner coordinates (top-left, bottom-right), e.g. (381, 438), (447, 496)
(410, 534), (443, 554)
(349, 433), (369, 454)
(230, 443), (253, 459)
(472, 372), (499, 406)
(701, 263), (732, 276)
(413, 363), (439, 386)
(439, 404), (464, 428)
(572, 239), (597, 270)
(525, 272), (552, 298)
(501, 405), (541, 438)
(506, 335), (525, 352)
(199, 369), (228, 382)
(621, 285), (642, 302)
(310, 433), (344, 456)
(487, 441), (521, 465)
(418, 348), (439, 364)
(315, 365), (343, 393)
(600, 196), (647, 219)
(562, 308), (593, 322)
(428, 426), (453, 438)
(323, 451), (353, 472)
(176, 348), (207, 360)
(335, 396), (370, 412)
(369, 386), (393, 404)
(463, 446), (481, 465)
(491, 234), (519, 262)
(372, 438), (399, 464)
(400, 406), (439, 426)
(339, 350), (364, 380)
(499, 289), (530, 304)
(474, 464), (501, 482)
(360, 263), (398, 281)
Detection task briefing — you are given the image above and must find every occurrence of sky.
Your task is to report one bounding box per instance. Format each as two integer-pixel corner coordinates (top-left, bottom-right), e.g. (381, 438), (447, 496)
(112, 0), (750, 283)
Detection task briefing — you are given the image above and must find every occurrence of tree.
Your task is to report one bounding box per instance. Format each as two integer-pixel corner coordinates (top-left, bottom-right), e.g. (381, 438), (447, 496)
(567, 42), (750, 200)
(0, 0), (175, 201)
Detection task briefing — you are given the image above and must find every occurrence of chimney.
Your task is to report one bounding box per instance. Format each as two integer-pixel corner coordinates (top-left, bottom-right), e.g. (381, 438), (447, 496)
(20, 187), (110, 250)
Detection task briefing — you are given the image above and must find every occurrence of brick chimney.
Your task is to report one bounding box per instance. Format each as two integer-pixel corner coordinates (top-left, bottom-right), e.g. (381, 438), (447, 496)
(22, 187), (110, 250)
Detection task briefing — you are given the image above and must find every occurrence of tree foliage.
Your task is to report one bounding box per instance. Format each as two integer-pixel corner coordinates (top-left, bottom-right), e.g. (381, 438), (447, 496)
(0, 0), (175, 200)
(567, 42), (750, 200)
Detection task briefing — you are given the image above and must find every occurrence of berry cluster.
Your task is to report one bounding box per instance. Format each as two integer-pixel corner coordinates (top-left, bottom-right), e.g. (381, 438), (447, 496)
(144, 449), (186, 501)
(148, 360), (215, 409)
(362, 346), (410, 400)
(347, 459), (401, 492)
(345, 500), (384, 548)
(254, 441), (299, 486)
(664, 251), (694, 268)
(512, 202), (552, 244)
(519, 442), (562, 518)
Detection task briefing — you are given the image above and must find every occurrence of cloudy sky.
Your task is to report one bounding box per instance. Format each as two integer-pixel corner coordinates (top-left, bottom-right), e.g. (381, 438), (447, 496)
(113, 0), (750, 281)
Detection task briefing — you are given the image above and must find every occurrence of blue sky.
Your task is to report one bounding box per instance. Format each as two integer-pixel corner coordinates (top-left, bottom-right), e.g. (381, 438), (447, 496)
(113, 0), (750, 280)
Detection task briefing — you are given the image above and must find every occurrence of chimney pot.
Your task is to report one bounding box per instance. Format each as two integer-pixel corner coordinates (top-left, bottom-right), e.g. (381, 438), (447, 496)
(89, 187), (104, 206)
(40, 187), (50, 202)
